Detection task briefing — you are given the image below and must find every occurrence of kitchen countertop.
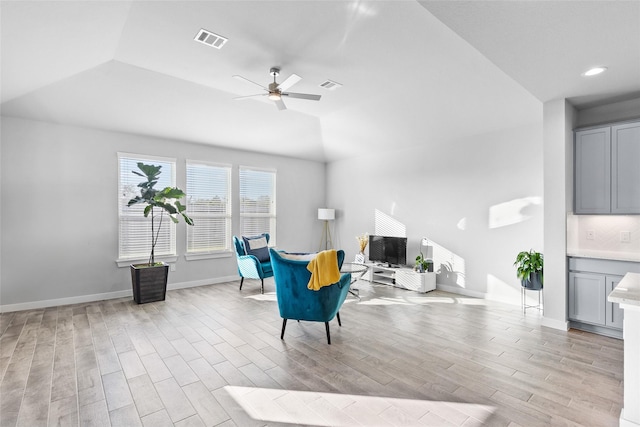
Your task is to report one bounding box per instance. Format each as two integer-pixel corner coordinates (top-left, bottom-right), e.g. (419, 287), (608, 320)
(608, 272), (640, 307)
(567, 250), (640, 263)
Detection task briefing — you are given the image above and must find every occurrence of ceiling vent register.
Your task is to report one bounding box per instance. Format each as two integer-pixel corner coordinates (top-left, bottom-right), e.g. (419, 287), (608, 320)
(194, 29), (228, 49)
(319, 80), (342, 91)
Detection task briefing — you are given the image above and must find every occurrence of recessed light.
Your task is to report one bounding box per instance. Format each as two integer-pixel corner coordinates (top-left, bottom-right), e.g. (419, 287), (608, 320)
(583, 66), (608, 77)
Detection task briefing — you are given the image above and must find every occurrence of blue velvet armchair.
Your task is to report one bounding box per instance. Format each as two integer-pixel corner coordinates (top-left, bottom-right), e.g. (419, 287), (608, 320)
(269, 248), (351, 344)
(233, 234), (273, 294)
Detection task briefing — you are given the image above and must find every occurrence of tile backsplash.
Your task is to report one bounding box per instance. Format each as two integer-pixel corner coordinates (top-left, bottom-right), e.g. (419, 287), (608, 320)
(567, 214), (640, 255)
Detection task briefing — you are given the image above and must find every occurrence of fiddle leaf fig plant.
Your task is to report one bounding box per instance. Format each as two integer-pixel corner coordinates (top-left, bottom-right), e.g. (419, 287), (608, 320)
(514, 250), (543, 283)
(127, 163), (194, 266)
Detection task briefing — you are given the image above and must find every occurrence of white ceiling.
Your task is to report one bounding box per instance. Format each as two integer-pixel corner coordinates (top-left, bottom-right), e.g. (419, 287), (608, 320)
(2, 1), (639, 162)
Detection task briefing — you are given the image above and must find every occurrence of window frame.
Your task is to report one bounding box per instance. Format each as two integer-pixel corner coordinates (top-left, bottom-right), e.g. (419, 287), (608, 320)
(185, 160), (233, 260)
(116, 153), (178, 267)
(239, 165), (277, 246)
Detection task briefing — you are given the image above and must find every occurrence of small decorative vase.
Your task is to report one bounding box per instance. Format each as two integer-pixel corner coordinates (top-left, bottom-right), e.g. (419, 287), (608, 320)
(355, 252), (366, 264)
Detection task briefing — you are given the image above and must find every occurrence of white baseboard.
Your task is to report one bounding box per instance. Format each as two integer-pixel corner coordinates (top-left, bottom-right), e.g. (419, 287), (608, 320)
(436, 284), (487, 299)
(0, 275), (240, 313)
(542, 316), (569, 331)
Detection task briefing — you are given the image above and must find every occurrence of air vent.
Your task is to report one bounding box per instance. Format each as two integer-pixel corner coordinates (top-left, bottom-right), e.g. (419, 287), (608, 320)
(319, 79), (342, 91)
(194, 29), (228, 49)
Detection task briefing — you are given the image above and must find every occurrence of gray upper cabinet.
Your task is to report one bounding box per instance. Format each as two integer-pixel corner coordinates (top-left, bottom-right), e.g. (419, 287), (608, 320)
(612, 122), (640, 214)
(575, 120), (640, 214)
(575, 127), (611, 214)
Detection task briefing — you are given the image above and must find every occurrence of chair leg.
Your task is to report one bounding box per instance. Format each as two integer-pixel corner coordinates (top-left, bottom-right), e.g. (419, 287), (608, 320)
(325, 322), (331, 345)
(280, 319), (287, 340)
(261, 278), (264, 294)
(239, 277), (244, 291)
(336, 312), (342, 327)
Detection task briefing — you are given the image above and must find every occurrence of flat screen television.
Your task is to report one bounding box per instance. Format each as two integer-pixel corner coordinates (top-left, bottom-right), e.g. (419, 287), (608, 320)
(368, 235), (407, 267)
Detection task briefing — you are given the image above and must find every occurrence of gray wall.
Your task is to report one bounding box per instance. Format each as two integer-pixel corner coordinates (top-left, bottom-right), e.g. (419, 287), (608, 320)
(326, 122), (544, 305)
(1, 117), (326, 310)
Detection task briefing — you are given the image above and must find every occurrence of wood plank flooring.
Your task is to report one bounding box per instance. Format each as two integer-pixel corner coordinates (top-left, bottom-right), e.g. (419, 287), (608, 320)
(0, 279), (624, 426)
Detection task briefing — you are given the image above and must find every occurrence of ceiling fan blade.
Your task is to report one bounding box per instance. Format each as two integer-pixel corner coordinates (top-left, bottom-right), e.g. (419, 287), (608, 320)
(275, 99), (287, 110)
(277, 73), (302, 91)
(282, 92), (321, 101)
(233, 93), (267, 100)
(233, 75), (267, 91)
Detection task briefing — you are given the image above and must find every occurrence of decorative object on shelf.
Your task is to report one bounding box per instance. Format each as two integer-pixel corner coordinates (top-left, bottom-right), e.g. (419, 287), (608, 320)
(127, 163), (194, 303)
(415, 237), (434, 272)
(355, 233), (368, 264)
(318, 208), (335, 251)
(514, 249), (544, 289)
(415, 253), (430, 273)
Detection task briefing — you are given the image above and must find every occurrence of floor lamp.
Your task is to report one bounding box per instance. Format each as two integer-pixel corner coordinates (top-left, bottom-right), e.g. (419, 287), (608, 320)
(318, 208), (335, 251)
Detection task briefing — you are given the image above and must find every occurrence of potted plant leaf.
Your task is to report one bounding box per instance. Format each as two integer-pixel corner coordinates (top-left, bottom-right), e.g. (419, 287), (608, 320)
(513, 250), (543, 290)
(415, 253), (434, 273)
(127, 162), (194, 303)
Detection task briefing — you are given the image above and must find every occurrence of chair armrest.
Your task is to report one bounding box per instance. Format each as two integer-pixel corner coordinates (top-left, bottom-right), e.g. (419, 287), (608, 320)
(337, 273), (351, 289)
(237, 254), (265, 278)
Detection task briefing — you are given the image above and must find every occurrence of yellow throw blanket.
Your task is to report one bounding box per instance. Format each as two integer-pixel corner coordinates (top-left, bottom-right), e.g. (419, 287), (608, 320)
(307, 249), (340, 291)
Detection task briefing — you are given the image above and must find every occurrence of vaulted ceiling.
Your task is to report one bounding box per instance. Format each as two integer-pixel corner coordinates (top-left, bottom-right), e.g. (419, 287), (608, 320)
(2, 1), (639, 162)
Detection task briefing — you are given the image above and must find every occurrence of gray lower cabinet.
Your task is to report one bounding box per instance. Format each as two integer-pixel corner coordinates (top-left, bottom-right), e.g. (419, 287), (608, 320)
(567, 257), (640, 338)
(605, 275), (624, 329)
(568, 272), (607, 325)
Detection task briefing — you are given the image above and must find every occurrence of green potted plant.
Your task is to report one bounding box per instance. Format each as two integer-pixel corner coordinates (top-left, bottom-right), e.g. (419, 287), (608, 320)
(513, 250), (543, 290)
(415, 253), (433, 273)
(127, 163), (194, 303)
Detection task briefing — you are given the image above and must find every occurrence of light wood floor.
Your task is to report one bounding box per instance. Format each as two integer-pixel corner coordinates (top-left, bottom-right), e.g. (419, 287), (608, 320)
(0, 278), (624, 427)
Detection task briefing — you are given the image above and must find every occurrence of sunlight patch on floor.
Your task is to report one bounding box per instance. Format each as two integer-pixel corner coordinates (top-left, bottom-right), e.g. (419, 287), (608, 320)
(359, 295), (491, 306)
(224, 385), (496, 426)
(244, 292), (277, 301)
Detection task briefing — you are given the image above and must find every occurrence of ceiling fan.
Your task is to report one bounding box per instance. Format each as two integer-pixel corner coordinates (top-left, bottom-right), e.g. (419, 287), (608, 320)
(233, 67), (321, 110)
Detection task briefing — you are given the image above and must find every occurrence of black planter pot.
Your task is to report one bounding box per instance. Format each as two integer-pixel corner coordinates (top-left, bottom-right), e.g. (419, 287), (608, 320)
(130, 263), (169, 304)
(521, 271), (543, 290)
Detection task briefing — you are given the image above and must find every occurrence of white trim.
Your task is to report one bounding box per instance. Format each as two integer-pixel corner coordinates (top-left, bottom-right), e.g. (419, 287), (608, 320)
(167, 275), (238, 290)
(118, 151), (176, 165)
(0, 290), (132, 313)
(435, 284), (487, 299)
(239, 164), (277, 173)
(184, 251), (233, 261)
(186, 159), (232, 169)
(542, 316), (570, 331)
(0, 275), (240, 313)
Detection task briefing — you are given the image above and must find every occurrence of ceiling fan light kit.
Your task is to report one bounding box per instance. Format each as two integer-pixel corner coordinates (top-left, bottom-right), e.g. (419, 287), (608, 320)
(234, 67), (321, 110)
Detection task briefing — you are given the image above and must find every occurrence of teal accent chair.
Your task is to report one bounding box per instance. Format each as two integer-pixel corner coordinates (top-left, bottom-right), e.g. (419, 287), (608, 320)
(233, 234), (273, 294)
(269, 248), (351, 344)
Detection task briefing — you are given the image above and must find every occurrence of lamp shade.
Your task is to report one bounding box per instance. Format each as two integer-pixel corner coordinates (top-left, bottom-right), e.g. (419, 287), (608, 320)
(318, 208), (335, 221)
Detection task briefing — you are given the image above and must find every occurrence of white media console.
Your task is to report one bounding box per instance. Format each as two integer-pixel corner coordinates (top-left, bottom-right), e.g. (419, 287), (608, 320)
(365, 264), (436, 293)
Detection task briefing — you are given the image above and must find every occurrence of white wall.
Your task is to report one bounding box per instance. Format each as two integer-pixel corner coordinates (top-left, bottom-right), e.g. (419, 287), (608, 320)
(0, 117), (326, 310)
(576, 97), (640, 128)
(542, 98), (576, 330)
(327, 122), (544, 305)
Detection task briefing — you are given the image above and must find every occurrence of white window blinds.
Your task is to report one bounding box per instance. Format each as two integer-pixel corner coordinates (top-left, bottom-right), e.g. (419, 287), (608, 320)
(118, 154), (177, 262)
(239, 166), (276, 244)
(186, 161), (232, 254)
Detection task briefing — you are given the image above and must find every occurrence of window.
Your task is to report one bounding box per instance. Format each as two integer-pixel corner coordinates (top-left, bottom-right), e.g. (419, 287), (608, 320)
(118, 154), (177, 263)
(239, 166), (276, 244)
(186, 161), (232, 256)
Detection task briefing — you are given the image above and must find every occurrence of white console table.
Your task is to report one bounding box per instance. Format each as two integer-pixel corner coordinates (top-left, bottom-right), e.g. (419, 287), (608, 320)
(365, 264), (436, 293)
(608, 272), (640, 427)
